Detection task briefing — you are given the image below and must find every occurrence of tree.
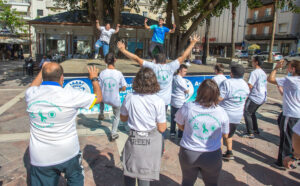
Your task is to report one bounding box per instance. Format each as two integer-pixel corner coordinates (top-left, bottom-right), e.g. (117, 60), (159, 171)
(230, 0), (240, 59)
(0, 0), (27, 34)
(202, 18), (210, 65)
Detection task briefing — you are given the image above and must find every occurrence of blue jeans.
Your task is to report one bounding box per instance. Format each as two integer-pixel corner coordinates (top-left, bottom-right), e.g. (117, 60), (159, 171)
(95, 40), (109, 57)
(30, 152), (84, 186)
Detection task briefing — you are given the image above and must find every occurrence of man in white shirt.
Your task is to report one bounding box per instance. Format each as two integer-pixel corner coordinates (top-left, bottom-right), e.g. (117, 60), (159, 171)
(170, 64), (189, 138)
(94, 20), (120, 59)
(26, 62), (102, 186)
(98, 53), (127, 140)
(267, 60), (300, 168)
(243, 56), (267, 139)
(212, 63), (227, 87)
(117, 35), (200, 110)
(219, 64), (250, 160)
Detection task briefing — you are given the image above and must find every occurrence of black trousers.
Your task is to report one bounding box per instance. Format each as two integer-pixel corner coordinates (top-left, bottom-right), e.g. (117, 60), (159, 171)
(277, 115), (299, 165)
(124, 176), (150, 186)
(243, 98), (262, 134)
(149, 42), (164, 59)
(170, 106), (183, 137)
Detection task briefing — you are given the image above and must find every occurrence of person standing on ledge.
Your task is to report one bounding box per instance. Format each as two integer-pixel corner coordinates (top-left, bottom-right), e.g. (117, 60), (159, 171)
(94, 20), (120, 59)
(145, 17), (176, 59)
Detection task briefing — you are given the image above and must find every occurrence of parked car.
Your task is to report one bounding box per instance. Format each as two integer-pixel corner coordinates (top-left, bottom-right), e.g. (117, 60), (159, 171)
(284, 53), (300, 62)
(235, 50), (248, 58)
(256, 51), (283, 61)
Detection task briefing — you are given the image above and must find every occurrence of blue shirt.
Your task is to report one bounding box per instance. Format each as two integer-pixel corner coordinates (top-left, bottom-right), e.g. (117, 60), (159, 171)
(150, 25), (170, 44)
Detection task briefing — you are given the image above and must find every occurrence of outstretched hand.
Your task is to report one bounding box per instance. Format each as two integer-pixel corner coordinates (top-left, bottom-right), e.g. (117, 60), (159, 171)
(117, 24), (120, 27)
(87, 66), (99, 79)
(173, 24), (176, 28)
(144, 18), (148, 23)
(117, 41), (125, 51)
(96, 20), (99, 23)
(190, 34), (200, 44)
(275, 59), (284, 70)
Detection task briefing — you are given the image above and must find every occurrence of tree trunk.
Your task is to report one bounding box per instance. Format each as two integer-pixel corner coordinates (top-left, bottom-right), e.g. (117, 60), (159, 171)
(96, 0), (104, 24)
(231, 3), (236, 59)
(113, 0), (121, 26)
(170, 0), (181, 59)
(268, 0), (278, 62)
(178, 0), (220, 52)
(202, 18), (210, 65)
(166, 0), (172, 28)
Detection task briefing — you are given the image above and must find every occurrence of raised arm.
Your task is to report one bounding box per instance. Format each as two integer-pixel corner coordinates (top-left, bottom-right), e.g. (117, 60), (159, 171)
(30, 62), (50, 87)
(87, 66), (102, 104)
(144, 18), (150, 30)
(95, 20), (101, 30)
(117, 41), (144, 66)
(177, 35), (200, 64)
(267, 60), (284, 85)
(169, 24), (176, 33)
(114, 24), (120, 34)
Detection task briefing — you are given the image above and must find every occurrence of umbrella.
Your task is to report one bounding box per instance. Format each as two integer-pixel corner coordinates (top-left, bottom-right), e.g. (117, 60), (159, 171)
(248, 44), (260, 50)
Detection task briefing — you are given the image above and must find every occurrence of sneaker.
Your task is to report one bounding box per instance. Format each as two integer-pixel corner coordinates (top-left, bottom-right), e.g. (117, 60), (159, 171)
(222, 151), (235, 160)
(242, 134), (255, 139)
(111, 133), (119, 141)
(98, 114), (104, 120)
(170, 133), (176, 139)
(94, 54), (98, 59)
(254, 130), (260, 135)
(186, 62), (191, 66)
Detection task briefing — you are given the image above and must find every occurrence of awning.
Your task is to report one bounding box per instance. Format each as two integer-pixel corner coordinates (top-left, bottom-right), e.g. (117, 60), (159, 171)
(248, 44), (260, 50)
(0, 38), (29, 44)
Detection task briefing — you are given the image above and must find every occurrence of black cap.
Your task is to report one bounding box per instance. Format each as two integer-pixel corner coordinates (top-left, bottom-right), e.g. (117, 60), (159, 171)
(231, 64), (245, 78)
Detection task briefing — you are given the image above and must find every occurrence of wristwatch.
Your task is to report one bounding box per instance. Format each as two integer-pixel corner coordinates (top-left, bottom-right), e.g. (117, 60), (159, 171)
(91, 77), (98, 82)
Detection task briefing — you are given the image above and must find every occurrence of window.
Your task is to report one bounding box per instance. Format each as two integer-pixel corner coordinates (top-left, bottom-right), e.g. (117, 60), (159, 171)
(253, 11), (258, 19)
(265, 8), (272, 17)
(279, 23), (288, 33)
(281, 4), (289, 12)
(37, 9), (43, 17)
(263, 26), (269, 35)
(143, 11), (148, 17)
(252, 27), (257, 35)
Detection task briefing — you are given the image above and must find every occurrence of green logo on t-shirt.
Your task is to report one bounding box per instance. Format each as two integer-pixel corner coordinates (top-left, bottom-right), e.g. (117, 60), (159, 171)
(156, 70), (171, 84)
(189, 114), (221, 140)
(27, 100), (62, 128)
(232, 89), (248, 105)
(103, 77), (118, 92)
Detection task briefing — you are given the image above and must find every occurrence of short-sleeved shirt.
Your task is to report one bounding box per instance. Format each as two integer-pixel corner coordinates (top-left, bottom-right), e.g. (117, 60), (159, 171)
(212, 74), (227, 87)
(175, 102), (229, 152)
(150, 25), (170, 44)
(25, 81), (96, 166)
(98, 69), (127, 107)
(99, 26), (115, 44)
(293, 120), (300, 136)
(276, 76), (300, 118)
(248, 68), (268, 104)
(120, 93), (166, 132)
(219, 78), (250, 124)
(143, 60), (180, 105)
(171, 75), (188, 108)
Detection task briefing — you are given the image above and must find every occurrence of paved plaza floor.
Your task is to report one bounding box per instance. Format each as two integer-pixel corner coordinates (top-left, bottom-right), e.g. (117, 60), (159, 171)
(0, 60), (299, 186)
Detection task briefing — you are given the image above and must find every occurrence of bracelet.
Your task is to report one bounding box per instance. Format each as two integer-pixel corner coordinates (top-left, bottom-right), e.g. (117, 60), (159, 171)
(91, 77), (98, 82)
(289, 154), (298, 161)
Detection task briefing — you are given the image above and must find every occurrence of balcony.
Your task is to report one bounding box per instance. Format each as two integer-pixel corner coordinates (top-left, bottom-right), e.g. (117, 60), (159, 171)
(5, 0), (30, 5)
(261, 0), (274, 5)
(247, 15), (273, 24)
(245, 34), (297, 41)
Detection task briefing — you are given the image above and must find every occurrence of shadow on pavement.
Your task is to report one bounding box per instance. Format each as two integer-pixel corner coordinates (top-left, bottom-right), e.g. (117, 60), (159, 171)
(234, 157), (300, 185)
(219, 170), (248, 186)
(77, 114), (111, 138)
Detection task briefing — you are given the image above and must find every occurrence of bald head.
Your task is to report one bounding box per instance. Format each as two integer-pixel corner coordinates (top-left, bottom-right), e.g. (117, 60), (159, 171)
(42, 63), (64, 82)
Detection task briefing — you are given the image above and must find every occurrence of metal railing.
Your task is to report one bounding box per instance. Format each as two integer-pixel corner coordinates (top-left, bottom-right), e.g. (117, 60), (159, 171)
(247, 15), (273, 24)
(5, 0), (30, 3)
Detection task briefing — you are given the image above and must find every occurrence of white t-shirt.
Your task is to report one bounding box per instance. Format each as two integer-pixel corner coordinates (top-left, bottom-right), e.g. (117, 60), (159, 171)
(212, 74), (227, 87)
(120, 93), (166, 132)
(293, 120), (300, 136)
(99, 26), (115, 44)
(98, 69), (127, 107)
(248, 68), (268, 104)
(143, 60), (180, 105)
(219, 78), (250, 124)
(175, 102), (229, 152)
(25, 83), (96, 166)
(171, 75), (188, 108)
(276, 76), (300, 118)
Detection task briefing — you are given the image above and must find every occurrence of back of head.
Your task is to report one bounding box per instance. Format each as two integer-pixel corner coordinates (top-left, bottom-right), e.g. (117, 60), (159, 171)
(105, 53), (115, 65)
(214, 64), (224, 73)
(196, 79), (220, 107)
(254, 56), (264, 66)
(42, 63), (63, 82)
(133, 67), (160, 94)
(155, 53), (166, 64)
(291, 60), (300, 76)
(231, 64), (245, 78)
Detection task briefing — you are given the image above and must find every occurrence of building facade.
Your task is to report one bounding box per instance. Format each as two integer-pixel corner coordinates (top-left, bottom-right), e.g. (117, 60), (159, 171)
(196, 0), (248, 57)
(245, 0), (300, 55)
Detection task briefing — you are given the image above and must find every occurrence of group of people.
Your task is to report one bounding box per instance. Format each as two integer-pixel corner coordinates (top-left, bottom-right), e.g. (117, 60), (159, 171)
(25, 17), (300, 186)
